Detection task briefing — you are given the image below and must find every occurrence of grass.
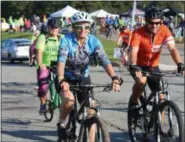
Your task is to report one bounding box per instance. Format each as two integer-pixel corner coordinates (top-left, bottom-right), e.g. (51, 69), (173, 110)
(1, 32), (33, 40)
(1, 32), (120, 63)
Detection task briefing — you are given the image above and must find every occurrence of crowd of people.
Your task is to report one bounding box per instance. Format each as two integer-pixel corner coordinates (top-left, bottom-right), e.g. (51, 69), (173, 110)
(96, 13), (185, 42)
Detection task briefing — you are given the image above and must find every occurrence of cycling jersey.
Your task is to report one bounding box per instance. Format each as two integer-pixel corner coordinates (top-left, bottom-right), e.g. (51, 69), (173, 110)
(58, 32), (111, 80)
(36, 34), (64, 67)
(130, 24), (174, 67)
(119, 29), (132, 45)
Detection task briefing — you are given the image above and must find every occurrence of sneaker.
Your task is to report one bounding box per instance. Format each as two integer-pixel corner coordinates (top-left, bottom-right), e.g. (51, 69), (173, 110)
(39, 104), (46, 115)
(57, 123), (67, 141)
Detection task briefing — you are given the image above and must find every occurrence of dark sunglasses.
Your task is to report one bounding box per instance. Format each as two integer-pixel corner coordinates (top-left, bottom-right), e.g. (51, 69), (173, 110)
(74, 25), (90, 30)
(147, 21), (161, 25)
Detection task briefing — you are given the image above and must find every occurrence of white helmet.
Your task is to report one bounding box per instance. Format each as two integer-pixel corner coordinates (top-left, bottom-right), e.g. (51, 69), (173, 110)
(71, 11), (92, 24)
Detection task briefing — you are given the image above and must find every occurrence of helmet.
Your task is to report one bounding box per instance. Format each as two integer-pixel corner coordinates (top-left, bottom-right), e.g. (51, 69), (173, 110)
(119, 26), (127, 31)
(40, 24), (48, 34)
(71, 11), (92, 24)
(47, 18), (62, 29)
(145, 7), (163, 20)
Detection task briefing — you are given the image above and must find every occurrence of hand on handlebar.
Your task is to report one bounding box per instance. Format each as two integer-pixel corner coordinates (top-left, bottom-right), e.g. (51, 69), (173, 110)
(111, 77), (123, 92)
(177, 63), (184, 75)
(60, 81), (70, 92)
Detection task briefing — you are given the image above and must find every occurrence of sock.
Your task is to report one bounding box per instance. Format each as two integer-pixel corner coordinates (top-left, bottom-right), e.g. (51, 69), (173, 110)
(58, 115), (69, 128)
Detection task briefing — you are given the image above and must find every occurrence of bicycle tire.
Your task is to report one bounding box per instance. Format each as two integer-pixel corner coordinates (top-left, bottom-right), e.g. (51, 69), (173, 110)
(155, 100), (184, 142)
(43, 100), (54, 122)
(127, 95), (146, 142)
(78, 116), (110, 142)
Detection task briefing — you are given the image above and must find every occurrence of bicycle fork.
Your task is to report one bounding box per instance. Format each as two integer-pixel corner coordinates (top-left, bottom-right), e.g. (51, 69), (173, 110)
(155, 91), (171, 142)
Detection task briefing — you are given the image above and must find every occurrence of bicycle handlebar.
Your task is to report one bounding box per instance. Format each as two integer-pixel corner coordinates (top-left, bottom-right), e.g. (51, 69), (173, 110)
(143, 69), (184, 77)
(70, 77), (123, 92)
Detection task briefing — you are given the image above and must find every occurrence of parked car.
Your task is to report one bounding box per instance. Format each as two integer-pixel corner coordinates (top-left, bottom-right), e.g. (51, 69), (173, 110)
(1, 38), (31, 63)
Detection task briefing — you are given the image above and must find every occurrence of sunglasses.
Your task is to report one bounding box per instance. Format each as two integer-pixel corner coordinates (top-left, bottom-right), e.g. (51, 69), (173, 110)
(147, 21), (161, 25)
(74, 25), (90, 30)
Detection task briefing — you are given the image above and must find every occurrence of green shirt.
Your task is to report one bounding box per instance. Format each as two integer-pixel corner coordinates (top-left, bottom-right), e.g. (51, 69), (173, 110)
(36, 34), (64, 67)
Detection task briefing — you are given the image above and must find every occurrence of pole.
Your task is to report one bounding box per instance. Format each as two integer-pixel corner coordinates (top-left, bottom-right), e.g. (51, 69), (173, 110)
(131, 0), (137, 31)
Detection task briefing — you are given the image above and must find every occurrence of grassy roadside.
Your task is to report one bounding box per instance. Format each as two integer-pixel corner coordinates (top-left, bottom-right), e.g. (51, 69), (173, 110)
(1, 32), (120, 63)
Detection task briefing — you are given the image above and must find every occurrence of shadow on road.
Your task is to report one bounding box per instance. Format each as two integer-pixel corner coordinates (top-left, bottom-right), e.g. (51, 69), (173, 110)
(110, 132), (130, 142)
(2, 118), (131, 142)
(2, 129), (56, 142)
(101, 107), (128, 113)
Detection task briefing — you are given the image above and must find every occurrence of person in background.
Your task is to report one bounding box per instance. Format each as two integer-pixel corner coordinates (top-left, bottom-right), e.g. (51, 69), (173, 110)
(35, 19), (64, 114)
(42, 14), (48, 25)
(116, 25), (132, 65)
(90, 20), (97, 36)
(8, 16), (14, 32)
(19, 15), (24, 32)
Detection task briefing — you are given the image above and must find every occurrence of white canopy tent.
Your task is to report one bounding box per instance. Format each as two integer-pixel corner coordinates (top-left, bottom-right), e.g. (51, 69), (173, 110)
(50, 5), (79, 18)
(108, 13), (119, 18)
(90, 9), (110, 18)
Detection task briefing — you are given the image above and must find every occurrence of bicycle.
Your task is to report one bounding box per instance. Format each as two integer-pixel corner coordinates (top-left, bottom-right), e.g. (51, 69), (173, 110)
(120, 47), (130, 69)
(43, 62), (62, 122)
(58, 78), (123, 142)
(127, 70), (184, 142)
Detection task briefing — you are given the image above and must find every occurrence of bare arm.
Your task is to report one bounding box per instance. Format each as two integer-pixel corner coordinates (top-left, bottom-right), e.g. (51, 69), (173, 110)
(116, 36), (123, 47)
(167, 42), (182, 64)
(36, 49), (46, 69)
(104, 63), (116, 78)
(57, 62), (65, 83)
(130, 46), (139, 65)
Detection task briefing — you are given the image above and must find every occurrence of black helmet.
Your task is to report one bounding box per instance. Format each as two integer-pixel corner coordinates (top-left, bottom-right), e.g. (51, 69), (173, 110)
(40, 24), (48, 34)
(47, 18), (62, 29)
(145, 7), (163, 20)
(119, 26), (127, 31)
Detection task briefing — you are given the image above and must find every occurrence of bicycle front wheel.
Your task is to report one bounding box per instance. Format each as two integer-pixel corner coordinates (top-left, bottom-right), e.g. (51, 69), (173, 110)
(78, 116), (110, 142)
(44, 89), (54, 122)
(155, 100), (184, 142)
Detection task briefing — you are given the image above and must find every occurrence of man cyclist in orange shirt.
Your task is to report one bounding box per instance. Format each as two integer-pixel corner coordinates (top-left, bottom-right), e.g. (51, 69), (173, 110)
(129, 7), (184, 109)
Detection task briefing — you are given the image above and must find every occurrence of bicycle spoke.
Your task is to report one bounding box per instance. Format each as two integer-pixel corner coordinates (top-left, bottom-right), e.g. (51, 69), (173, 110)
(159, 105), (180, 142)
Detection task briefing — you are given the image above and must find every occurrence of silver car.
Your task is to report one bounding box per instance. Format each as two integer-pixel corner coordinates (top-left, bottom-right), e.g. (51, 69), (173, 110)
(1, 38), (31, 63)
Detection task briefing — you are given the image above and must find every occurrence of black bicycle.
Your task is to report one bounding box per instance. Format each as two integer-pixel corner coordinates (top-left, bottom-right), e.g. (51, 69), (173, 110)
(127, 70), (184, 142)
(58, 78), (123, 142)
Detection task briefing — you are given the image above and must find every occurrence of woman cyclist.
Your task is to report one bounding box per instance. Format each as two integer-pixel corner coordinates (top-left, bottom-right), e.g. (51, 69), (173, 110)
(35, 18), (64, 114)
(57, 11), (122, 141)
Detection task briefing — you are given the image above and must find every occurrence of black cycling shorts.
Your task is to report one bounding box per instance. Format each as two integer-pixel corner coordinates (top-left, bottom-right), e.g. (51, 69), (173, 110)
(131, 66), (161, 92)
(64, 76), (94, 104)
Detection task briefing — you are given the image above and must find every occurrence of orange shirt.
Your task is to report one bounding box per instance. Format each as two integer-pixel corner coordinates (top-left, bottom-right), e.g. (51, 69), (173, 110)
(130, 24), (174, 67)
(119, 29), (132, 45)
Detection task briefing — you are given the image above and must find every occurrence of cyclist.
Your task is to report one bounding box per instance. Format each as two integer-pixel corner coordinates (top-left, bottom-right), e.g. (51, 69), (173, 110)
(57, 11), (122, 141)
(35, 18), (64, 114)
(116, 25), (132, 65)
(129, 7), (184, 110)
(116, 25), (132, 49)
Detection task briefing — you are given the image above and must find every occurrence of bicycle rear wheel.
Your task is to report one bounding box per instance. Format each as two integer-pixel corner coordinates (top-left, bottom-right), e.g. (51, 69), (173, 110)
(155, 100), (184, 142)
(127, 95), (146, 142)
(44, 89), (54, 122)
(78, 116), (110, 142)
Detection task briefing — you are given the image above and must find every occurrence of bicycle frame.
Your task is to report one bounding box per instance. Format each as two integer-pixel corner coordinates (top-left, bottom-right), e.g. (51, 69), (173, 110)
(64, 83), (112, 140)
(138, 72), (171, 136)
(48, 67), (62, 109)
